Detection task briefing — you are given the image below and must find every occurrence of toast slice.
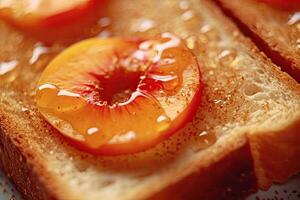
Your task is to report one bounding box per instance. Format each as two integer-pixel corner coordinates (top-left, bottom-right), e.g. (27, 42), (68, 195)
(216, 0), (300, 83)
(0, 0), (300, 199)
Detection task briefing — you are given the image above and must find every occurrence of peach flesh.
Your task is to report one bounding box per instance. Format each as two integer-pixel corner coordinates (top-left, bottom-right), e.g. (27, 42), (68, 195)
(259, 0), (300, 10)
(0, 0), (107, 44)
(36, 34), (202, 155)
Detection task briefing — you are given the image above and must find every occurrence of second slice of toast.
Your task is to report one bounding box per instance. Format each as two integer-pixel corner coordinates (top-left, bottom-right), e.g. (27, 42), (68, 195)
(0, 0), (300, 199)
(217, 0), (300, 82)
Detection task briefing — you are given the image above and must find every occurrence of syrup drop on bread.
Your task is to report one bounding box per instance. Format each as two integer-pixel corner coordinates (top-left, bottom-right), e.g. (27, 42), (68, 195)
(288, 12), (300, 25)
(217, 49), (237, 66)
(0, 60), (18, 76)
(131, 18), (156, 33)
(181, 10), (195, 21)
(29, 43), (50, 64)
(193, 130), (217, 151)
(0, 60), (19, 83)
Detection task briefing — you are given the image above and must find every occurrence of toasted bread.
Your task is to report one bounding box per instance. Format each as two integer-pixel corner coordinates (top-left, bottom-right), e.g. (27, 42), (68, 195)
(216, 0), (300, 82)
(0, 0), (300, 200)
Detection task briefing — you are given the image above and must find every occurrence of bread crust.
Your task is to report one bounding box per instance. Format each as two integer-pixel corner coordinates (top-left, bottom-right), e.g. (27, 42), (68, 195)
(149, 143), (257, 200)
(0, 117), (55, 200)
(1, 114), (257, 200)
(216, 0), (300, 83)
(2, 112), (300, 200)
(0, 0), (300, 200)
(214, 0), (300, 188)
(248, 115), (300, 189)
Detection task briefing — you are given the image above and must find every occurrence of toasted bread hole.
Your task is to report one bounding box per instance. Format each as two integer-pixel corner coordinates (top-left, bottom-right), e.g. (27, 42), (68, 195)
(243, 83), (262, 96)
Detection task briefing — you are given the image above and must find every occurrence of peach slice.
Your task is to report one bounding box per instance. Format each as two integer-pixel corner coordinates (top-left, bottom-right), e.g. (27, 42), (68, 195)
(259, 0), (300, 10)
(0, 0), (106, 43)
(36, 33), (202, 155)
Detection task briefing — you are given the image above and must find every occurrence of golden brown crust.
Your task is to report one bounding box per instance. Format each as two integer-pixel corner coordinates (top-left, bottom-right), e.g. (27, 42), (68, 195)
(248, 116), (300, 189)
(149, 144), (257, 200)
(216, 0), (300, 82)
(0, 117), (56, 200)
(214, 1), (300, 188)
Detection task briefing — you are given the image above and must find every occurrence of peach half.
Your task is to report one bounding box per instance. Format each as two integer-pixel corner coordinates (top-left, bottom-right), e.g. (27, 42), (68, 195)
(0, 0), (106, 43)
(36, 33), (203, 155)
(259, 0), (300, 10)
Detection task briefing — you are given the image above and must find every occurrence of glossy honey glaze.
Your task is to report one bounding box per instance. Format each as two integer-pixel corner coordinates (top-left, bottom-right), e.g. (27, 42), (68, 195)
(35, 34), (201, 154)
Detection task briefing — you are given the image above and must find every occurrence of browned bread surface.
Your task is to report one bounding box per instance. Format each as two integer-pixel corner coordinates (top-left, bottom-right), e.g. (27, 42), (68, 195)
(217, 0), (300, 82)
(0, 0), (300, 199)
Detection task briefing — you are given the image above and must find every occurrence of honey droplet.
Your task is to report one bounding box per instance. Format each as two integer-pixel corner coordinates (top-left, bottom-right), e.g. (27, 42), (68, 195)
(217, 49), (237, 66)
(0, 60), (19, 83)
(181, 10), (194, 21)
(37, 84), (86, 113)
(288, 12), (300, 25)
(200, 24), (212, 33)
(185, 36), (197, 50)
(0, 60), (18, 75)
(29, 43), (50, 64)
(131, 18), (156, 33)
(21, 107), (29, 112)
(152, 33), (181, 62)
(156, 114), (171, 132)
(193, 130), (217, 152)
(199, 24), (220, 41)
